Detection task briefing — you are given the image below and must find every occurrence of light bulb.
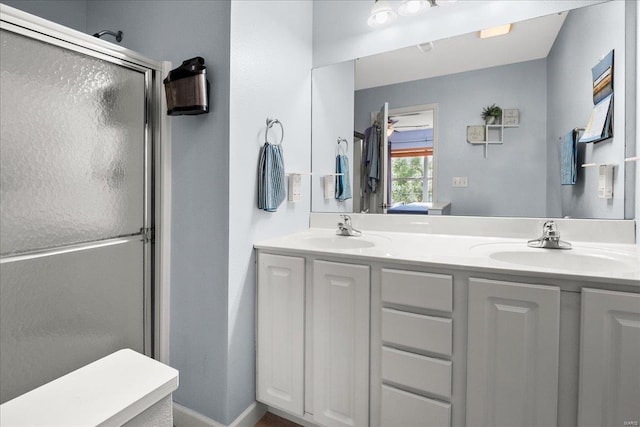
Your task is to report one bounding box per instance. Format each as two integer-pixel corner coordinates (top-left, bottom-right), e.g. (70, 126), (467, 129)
(376, 12), (390, 24)
(368, 0), (397, 27)
(398, 0), (429, 16)
(406, 1), (421, 13)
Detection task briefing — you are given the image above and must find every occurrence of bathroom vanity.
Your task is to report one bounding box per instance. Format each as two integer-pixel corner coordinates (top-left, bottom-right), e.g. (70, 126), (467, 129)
(254, 215), (639, 427)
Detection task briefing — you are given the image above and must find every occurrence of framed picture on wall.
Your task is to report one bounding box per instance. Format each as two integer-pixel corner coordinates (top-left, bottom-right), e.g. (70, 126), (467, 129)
(467, 125), (485, 142)
(502, 109), (520, 126)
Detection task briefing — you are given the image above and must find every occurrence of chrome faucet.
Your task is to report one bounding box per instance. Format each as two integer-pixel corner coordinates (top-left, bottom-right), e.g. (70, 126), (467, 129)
(336, 214), (362, 237)
(527, 220), (572, 249)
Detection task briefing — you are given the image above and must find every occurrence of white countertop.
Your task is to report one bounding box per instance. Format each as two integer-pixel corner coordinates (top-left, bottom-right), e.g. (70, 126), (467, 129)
(254, 228), (640, 287)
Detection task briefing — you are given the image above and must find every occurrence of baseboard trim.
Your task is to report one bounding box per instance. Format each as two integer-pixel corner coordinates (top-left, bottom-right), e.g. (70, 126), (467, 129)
(173, 402), (223, 427)
(230, 402), (267, 427)
(172, 401), (267, 427)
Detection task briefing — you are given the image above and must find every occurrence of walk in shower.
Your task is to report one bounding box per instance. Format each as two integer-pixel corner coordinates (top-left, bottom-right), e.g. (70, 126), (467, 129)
(0, 7), (166, 403)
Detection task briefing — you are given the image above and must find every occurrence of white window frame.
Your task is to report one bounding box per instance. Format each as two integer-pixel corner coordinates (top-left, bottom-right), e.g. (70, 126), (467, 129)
(387, 103), (438, 204)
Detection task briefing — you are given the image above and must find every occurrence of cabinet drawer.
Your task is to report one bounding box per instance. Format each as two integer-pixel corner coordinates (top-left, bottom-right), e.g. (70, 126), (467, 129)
(381, 384), (451, 427)
(382, 346), (452, 400)
(382, 308), (452, 356)
(382, 269), (452, 312)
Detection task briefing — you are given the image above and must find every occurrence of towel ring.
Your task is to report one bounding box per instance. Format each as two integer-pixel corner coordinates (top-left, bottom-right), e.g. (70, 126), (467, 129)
(265, 117), (284, 145)
(336, 137), (348, 155)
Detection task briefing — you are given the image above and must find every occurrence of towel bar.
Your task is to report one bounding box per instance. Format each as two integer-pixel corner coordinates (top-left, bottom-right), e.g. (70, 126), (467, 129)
(558, 128), (586, 140)
(581, 163), (616, 168)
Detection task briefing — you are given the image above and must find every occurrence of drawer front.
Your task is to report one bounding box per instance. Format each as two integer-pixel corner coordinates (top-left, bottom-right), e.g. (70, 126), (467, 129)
(381, 384), (451, 427)
(382, 308), (452, 356)
(382, 269), (453, 313)
(382, 346), (452, 400)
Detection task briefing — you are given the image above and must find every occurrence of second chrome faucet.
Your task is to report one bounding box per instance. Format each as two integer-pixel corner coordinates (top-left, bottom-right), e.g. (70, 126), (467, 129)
(527, 220), (572, 249)
(336, 215), (362, 237)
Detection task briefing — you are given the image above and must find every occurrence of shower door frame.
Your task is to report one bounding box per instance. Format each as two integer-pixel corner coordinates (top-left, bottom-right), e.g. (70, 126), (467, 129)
(0, 4), (172, 363)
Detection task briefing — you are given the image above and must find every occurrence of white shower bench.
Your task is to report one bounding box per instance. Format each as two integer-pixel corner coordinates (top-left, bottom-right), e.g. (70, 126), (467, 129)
(0, 349), (178, 426)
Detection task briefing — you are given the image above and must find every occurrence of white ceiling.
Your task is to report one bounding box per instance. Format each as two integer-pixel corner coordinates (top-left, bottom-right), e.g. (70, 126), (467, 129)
(355, 10), (568, 90)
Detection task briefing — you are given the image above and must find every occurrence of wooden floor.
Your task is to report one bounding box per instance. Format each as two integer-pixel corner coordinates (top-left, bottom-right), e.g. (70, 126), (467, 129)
(254, 412), (302, 427)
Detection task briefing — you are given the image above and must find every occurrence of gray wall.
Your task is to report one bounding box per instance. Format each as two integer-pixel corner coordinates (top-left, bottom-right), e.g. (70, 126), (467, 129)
(355, 59), (548, 218)
(85, 0), (232, 422)
(2, 0), (86, 32)
(546, 0), (627, 219)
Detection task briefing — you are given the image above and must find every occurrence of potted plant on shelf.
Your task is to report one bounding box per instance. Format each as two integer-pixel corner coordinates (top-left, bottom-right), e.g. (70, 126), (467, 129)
(481, 104), (502, 125)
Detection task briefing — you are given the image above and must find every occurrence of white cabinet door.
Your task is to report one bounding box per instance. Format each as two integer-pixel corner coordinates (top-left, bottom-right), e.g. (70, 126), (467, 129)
(466, 278), (560, 427)
(578, 288), (640, 427)
(313, 260), (370, 427)
(256, 253), (305, 415)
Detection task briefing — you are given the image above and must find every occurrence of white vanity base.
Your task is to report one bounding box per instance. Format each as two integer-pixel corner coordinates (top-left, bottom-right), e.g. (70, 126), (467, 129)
(0, 349), (179, 427)
(255, 213), (638, 427)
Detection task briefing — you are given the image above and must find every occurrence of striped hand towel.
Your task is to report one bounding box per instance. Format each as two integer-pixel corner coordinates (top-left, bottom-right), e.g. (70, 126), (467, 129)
(335, 154), (352, 201)
(560, 130), (578, 185)
(257, 142), (286, 212)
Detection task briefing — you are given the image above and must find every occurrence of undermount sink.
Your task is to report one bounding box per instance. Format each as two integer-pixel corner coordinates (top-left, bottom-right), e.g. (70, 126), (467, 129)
(473, 243), (639, 274)
(303, 235), (378, 250)
(490, 250), (637, 273)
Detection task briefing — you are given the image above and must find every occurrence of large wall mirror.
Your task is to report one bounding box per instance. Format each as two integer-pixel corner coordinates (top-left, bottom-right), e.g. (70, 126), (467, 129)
(311, 0), (636, 220)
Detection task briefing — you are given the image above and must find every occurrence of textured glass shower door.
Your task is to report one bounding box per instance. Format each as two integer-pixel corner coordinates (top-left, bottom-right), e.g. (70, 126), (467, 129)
(0, 27), (152, 403)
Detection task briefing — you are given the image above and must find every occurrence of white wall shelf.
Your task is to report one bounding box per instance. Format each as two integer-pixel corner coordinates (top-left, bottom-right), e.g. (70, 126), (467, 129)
(467, 109), (519, 158)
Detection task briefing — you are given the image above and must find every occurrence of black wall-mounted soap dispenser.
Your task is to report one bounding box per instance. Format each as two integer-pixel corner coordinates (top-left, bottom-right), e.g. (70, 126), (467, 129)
(163, 57), (209, 116)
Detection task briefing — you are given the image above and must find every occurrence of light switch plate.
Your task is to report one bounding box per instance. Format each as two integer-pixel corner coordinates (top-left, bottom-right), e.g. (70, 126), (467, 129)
(324, 175), (335, 199)
(597, 164), (613, 199)
(288, 174), (302, 202)
(453, 177), (468, 187)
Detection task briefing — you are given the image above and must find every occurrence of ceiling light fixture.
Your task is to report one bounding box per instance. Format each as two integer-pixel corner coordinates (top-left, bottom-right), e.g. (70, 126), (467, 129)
(398, 0), (430, 17)
(367, 0), (397, 28)
(479, 23), (513, 39)
(368, 0), (457, 28)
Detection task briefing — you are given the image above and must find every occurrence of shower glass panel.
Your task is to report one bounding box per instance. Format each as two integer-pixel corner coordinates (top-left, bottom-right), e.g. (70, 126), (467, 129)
(0, 241), (144, 402)
(0, 26), (151, 404)
(0, 30), (145, 255)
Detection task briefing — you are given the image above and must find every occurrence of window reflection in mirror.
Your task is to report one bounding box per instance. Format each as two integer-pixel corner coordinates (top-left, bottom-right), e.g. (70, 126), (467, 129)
(387, 108), (435, 214)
